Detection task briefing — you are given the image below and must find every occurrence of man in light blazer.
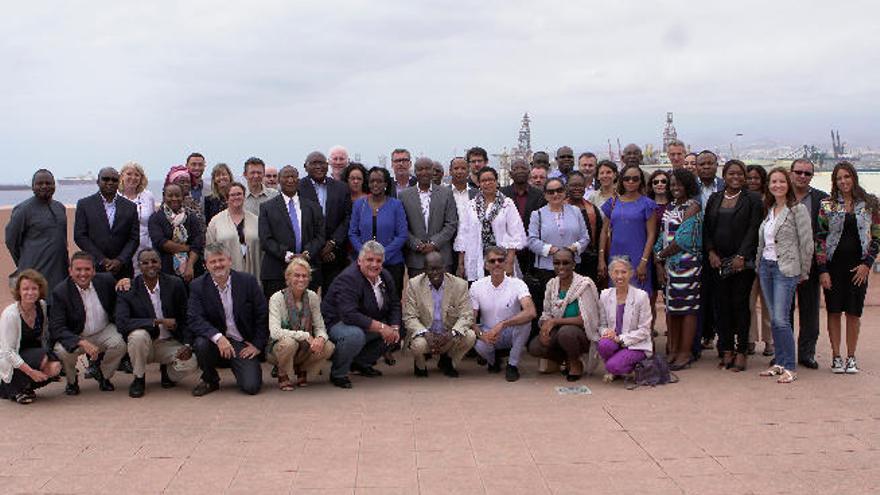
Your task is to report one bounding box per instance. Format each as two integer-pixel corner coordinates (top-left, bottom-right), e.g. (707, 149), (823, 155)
(73, 167), (140, 280)
(399, 158), (458, 276)
(299, 152), (352, 293)
(260, 165), (326, 298)
(403, 252), (475, 377)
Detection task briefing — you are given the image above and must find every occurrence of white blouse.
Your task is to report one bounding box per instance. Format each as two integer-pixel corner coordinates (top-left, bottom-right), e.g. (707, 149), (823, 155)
(454, 196), (527, 281)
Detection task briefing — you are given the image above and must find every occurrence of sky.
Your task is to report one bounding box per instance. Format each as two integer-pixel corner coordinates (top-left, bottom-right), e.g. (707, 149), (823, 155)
(2, 0), (879, 182)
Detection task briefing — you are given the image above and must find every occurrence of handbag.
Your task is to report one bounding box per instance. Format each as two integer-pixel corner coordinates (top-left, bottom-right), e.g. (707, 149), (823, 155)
(626, 354), (678, 390)
(718, 256), (755, 279)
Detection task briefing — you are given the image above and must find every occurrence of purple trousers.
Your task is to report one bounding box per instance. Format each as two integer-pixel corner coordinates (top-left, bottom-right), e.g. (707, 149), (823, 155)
(597, 338), (646, 375)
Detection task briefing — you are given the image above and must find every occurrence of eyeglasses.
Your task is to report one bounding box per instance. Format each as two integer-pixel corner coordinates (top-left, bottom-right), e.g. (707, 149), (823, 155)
(792, 170), (813, 177)
(621, 176), (641, 183)
(652, 179), (668, 185)
(544, 188), (565, 195)
(486, 258), (506, 265)
(392, 158), (411, 163)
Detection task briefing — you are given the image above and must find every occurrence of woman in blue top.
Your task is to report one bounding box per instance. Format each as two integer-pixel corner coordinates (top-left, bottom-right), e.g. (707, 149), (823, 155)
(597, 165), (658, 294)
(349, 167), (409, 301)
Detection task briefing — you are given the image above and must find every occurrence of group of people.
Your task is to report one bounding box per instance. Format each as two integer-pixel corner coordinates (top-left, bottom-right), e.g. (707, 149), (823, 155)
(1, 142), (877, 405)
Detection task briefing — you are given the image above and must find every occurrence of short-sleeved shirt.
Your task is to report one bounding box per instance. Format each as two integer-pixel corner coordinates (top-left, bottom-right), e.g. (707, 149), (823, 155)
(469, 276), (531, 333)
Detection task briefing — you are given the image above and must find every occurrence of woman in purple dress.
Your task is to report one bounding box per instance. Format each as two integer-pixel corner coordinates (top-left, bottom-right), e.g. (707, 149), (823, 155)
(597, 165), (658, 294)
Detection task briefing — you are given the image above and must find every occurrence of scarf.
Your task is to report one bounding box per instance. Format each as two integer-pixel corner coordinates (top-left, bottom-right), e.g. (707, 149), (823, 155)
(163, 204), (189, 275)
(283, 288), (313, 336)
(474, 190), (507, 248)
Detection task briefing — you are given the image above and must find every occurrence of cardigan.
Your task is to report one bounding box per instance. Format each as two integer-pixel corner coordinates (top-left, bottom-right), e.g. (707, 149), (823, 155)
(0, 300), (48, 383)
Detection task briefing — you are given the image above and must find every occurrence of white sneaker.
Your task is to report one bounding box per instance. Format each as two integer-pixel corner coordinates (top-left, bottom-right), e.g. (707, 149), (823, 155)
(831, 356), (845, 374)
(844, 356), (859, 374)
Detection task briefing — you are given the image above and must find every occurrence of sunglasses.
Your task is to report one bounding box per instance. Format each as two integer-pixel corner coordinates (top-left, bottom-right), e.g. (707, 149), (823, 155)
(621, 176), (641, 183)
(557, 154), (574, 159)
(544, 187), (565, 195)
(792, 170), (814, 177)
(100, 177), (120, 183)
(652, 179), (668, 185)
(486, 258), (506, 265)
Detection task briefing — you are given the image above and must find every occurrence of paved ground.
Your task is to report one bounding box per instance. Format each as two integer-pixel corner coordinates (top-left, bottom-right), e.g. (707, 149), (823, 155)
(2, 277), (879, 494)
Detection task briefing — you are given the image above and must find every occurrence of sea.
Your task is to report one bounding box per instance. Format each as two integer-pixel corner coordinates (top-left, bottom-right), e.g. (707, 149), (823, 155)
(0, 171), (878, 207)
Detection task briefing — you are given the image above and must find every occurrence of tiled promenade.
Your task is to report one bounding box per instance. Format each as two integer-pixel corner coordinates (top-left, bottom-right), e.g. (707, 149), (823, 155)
(1, 276), (878, 494)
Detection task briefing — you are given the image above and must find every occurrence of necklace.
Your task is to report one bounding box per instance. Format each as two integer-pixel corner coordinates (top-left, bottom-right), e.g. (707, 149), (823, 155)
(723, 190), (741, 200)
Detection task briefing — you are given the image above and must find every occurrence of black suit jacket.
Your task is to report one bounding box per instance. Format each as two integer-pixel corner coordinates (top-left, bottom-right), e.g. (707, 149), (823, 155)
(186, 271), (269, 351)
(704, 190), (763, 261)
(74, 193), (139, 279)
(258, 193), (325, 281)
(321, 264), (401, 329)
(299, 177), (351, 255)
(116, 273), (189, 343)
(501, 185), (547, 272)
(50, 273), (118, 352)
(148, 210), (205, 277)
(389, 176), (418, 198)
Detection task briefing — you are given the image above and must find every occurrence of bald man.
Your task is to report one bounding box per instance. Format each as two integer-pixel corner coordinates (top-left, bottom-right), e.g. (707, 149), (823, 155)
(328, 145), (349, 181)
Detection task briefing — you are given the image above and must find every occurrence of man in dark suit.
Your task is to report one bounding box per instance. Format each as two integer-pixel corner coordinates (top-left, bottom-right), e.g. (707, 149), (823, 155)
(116, 249), (198, 398)
(399, 157), (458, 277)
(188, 243), (268, 396)
(790, 158), (830, 369)
(74, 167), (140, 280)
(696, 150), (726, 356)
(322, 241), (402, 389)
(299, 151), (351, 293)
(501, 158), (546, 275)
(260, 165), (325, 298)
(390, 148), (418, 197)
(50, 251), (126, 395)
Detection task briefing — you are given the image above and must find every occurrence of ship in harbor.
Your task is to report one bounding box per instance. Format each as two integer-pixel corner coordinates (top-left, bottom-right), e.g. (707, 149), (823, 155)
(57, 172), (96, 185)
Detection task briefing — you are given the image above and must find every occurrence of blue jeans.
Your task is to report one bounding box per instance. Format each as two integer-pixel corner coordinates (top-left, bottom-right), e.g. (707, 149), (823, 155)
(758, 258), (800, 370)
(328, 322), (385, 379)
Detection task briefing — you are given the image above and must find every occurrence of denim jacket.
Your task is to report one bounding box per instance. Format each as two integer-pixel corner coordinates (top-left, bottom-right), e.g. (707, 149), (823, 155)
(815, 195), (880, 273)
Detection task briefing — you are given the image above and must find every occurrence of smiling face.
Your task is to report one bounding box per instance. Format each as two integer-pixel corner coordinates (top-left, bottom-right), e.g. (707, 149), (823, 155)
(279, 166), (299, 197)
(620, 168), (642, 194)
(544, 179), (566, 207)
(305, 153), (328, 182)
(528, 167), (547, 188)
(478, 170), (497, 196)
(186, 156), (206, 179)
(578, 155), (597, 178)
(834, 167), (855, 195)
(669, 176), (685, 201)
(357, 251), (384, 281)
(790, 161), (814, 191)
(391, 151), (412, 178)
(98, 168), (120, 198)
(684, 154), (697, 172)
(263, 167), (278, 188)
(622, 145), (643, 167)
(227, 184), (245, 210)
(668, 144), (685, 168)
(163, 184), (184, 212)
(121, 168), (142, 192)
(205, 251), (231, 282)
(767, 170), (790, 202)
(650, 173), (668, 196)
(329, 149), (349, 178)
(369, 170), (387, 197)
(138, 250), (162, 280)
(746, 169), (764, 193)
(347, 168), (364, 195)
(18, 278), (40, 306)
(609, 260), (632, 289)
(597, 165), (616, 188)
(484, 250), (507, 277)
(450, 158), (469, 184)
(556, 147), (574, 173)
(214, 170), (231, 193)
(69, 258), (95, 289)
(286, 263), (311, 293)
(723, 164), (745, 191)
(32, 171), (55, 201)
(552, 249), (575, 279)
(414, 158), (434, 189)
(424, 252), (445, 289)
(566, 174), (586, 201)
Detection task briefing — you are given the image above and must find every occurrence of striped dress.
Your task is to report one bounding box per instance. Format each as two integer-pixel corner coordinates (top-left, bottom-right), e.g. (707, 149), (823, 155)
(657, 200), (702, 315)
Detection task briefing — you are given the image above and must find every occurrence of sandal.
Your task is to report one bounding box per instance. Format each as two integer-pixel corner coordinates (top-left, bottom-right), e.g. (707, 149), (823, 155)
(777, 369), (797, 384)
(295, 371), (308, 388)
(277, 375), (295, 392)
(731, 353), (747, 372)
(759, 365), (784, 377)
(14, 392), (34, 405)
(718, 351), (734, 369)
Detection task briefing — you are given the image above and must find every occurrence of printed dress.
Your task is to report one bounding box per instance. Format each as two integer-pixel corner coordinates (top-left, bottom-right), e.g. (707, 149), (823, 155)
(655, 199), (702, 314)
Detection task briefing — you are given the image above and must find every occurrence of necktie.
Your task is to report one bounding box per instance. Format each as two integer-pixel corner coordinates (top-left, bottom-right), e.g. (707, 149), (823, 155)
(289, 199), (302, 253)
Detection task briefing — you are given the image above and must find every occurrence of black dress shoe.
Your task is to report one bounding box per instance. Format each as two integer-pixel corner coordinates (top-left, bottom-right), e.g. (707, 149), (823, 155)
(84, 361), (99, 380)
(65, 381), (80, 396)
(128, 376), (145, 398)
(98, 378), (115, 392)
(414, 365), (428, 378)
(351, 364), (383, 377)
(192, 381), (220, 397)
(331, 377), (353, 389)
(487, 361), (501, 373)
(505, 364), (520, 382)
(159, 365), (176, 389)
(443, 366), (460, 378)
(799, 358), (819, 369)
(437, 354), (452, 371)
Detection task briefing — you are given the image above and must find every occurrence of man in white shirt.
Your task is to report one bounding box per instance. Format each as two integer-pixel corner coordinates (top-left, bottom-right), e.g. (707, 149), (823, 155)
(50, 251), (127, 395)
(116, 249), (198, 398)
(469, 246), (536, 382)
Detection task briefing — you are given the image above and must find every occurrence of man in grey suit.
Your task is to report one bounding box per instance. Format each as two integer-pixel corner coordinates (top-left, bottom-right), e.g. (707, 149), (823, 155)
(399, 158), (458, 277)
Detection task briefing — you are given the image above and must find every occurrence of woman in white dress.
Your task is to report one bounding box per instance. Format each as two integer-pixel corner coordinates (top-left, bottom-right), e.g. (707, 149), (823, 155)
(455, 166), (527, 281)
(119, 161), (156, 275)
(206, 182), (262, 281)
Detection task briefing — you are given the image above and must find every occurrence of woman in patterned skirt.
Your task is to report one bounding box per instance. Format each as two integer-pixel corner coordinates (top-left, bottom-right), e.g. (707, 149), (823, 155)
(655, 169), (703, 370)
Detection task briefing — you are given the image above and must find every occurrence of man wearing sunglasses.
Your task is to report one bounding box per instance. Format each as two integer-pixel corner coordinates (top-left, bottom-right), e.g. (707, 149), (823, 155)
(789, 159), (829, 370)
(549, 146), (575, 184)
(73, 167), (140, 280)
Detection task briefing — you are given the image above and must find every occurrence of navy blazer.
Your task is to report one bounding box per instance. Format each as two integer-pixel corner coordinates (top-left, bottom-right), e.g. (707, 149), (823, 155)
(115, 273), (189, 343)
(299, 176), (351, 252)
(148, 209), (205, 277)
(50, 273), (118, 352)
(321, 264), (401, 329)
(258, 193), (325, 281)
(73, 193), (139, 279)
(186, 271), (269, 351)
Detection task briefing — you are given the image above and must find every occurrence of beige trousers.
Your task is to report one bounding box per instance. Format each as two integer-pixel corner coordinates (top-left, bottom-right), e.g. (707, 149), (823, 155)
(53, 324), (126, 384)
(749, 279), (773, 345)
(409, 330), (476, 369)
(127, 329), (198, 381)
(266, 336), (335, 378)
